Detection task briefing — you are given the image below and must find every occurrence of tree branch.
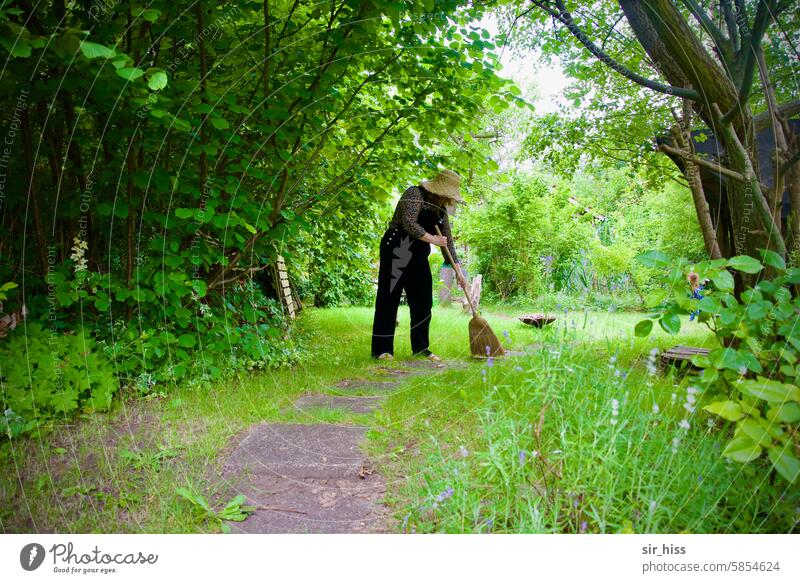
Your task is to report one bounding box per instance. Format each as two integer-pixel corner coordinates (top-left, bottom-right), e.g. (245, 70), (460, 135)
(721, 0), (775, 124)
(531, 0), (701, 100)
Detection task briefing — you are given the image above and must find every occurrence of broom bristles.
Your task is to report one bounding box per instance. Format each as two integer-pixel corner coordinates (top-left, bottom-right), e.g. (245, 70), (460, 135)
(468, 315), (504, 358)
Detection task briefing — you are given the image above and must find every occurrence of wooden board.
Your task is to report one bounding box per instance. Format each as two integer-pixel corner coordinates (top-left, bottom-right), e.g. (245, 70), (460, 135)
(660, 345), (710, 369)
(518, 313), (557, 327)
(276, 254), (296, 320)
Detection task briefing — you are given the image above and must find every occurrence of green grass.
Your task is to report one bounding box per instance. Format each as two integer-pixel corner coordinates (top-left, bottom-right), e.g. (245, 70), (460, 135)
(1, 304), (796, 533)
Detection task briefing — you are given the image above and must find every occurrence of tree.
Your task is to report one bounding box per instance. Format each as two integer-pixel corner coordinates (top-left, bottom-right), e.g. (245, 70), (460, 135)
(518, 0), (799, 265)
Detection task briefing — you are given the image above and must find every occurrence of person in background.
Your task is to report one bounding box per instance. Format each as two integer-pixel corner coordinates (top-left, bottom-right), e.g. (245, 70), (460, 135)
(371, 169), (465, 361)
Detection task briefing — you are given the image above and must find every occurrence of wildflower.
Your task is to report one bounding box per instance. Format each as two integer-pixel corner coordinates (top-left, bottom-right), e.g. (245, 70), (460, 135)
(514, 366), (523, 372)
(481, 369), (487, 382)
(435, 486), (454, 504)
(686, 394), (696, 405)
(679, 419), (690, 430)
(519, 450), (526, 465)
(670, 393), (677, 403)
(683, 402), (695, 414)
(609, 355), (617, 364)
(579, 521), (588, 533)
(707, 419), (715, 429)
(737, 366), (747, 376)
(503, 330), (510, 340)
(610, 399), (619, 424)
(486, 357), (494, 368)
(652, 403), (660, 414)
(485, 345), (491, 356)
(458, 445), (469, 458)
(531, 450), (539, 458)
(573, 498), (580, 508)
(614, 368), (622, 377)
(672, 437), (681, 454)
(649, 501), (658, 512)
(686, 386), (698, 395)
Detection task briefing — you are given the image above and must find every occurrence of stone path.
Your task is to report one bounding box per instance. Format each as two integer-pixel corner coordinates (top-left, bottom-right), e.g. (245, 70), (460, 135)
(220, 359), (457, 534)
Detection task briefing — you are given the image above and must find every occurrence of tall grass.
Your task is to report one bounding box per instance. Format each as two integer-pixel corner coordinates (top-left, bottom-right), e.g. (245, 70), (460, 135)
(369, 307), (799, 533)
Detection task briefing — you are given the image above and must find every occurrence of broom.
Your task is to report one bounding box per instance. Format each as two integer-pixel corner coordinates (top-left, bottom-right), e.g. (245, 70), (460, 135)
(435, 226), (504, 358)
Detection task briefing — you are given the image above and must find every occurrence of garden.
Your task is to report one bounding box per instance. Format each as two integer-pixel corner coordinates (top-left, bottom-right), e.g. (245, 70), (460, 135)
(0, 0), (798, 534)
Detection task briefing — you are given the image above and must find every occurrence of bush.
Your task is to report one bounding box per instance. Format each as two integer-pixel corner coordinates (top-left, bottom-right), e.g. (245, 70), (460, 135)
(459, 174), (593, 301)
(636, 249), (800, 484)
(0, 323), (117, 438)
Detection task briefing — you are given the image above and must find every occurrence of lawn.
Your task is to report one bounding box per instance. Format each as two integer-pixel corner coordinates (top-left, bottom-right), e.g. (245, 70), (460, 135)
(1, 304), (796, 533)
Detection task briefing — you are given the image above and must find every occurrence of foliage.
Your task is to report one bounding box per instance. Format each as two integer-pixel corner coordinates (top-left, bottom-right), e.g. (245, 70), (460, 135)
(0, 323), (118, 438)
(458, 166), (705, 305)
(636, 250), (800, 483)
(175, 486), (255, 533)
(459, 173), (594, 301)
(0, 0), (520, 413)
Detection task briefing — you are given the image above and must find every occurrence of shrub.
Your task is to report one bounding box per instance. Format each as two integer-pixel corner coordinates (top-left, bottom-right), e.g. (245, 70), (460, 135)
(635, 249), (800, 484)
(0, 323), (118, 438)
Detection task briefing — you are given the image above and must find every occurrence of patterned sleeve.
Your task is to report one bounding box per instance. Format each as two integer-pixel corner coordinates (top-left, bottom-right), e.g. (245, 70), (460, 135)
(398, 186), (427, 239)
(440, 210), (459, 265)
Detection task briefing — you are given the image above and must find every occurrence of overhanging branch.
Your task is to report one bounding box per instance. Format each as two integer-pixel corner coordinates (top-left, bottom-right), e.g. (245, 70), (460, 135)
(531, 0), (701, 101)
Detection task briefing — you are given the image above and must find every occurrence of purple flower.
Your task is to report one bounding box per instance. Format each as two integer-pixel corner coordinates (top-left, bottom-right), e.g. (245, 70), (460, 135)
(485, 345), (491, 356)
(514, 366), (523, 372)
(486, 357), (494, 368)
(502, 330), (510, 340)
(519, 450), (526, 464)
(435, 486), (454, 504)
(580, 521), (588, 533)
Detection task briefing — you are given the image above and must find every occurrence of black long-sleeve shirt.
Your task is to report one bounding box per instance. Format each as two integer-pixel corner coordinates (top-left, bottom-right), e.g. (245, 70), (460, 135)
(389, 186), (459, 264)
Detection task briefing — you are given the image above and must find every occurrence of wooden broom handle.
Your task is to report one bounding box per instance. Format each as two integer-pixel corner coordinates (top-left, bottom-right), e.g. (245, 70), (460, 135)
(435, 226), (478, 316)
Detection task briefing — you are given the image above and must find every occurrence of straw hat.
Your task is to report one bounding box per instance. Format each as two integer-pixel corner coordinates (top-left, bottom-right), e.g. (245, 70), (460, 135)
(421, 169), (464, 203)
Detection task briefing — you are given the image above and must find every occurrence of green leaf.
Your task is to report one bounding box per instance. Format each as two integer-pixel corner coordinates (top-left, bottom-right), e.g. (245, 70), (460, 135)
(712, 270), (734, 291)
(659, 312), (681, 335)
(79, 40), (114, 59)
(703, 400), (744, 421)
(178, 334), (196, 348)
(210, 117), (230, 130)
(767, 446), (799, 483)
(728, 255), (763, 274)
(644, 289), (668, 308)
(738, 418), (772, 447)
(635, 250), (670, 269)
(139, 8), (160, 22)
(117, 67), (144, 81)
(767, 402), (800, 424)
(760, 249), (786, 271)
(722, 435), (762, 463)
(147, 70), (168, 90)
(175, 208), (194, 219)
(740, 377), (800, 403)
(634, 319), (653, 337)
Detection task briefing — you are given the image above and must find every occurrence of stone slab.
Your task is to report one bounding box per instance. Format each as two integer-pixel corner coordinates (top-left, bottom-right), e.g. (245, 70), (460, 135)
(292, 394), (385, 414)
(221, 423), (389, 533)
(223, 423), (368, 480)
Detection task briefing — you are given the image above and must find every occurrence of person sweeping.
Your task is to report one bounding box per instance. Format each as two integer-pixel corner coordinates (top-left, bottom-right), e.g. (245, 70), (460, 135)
(371, 169), (464, 361)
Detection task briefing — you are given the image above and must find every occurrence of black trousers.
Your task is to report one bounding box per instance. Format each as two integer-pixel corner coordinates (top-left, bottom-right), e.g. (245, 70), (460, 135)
(371, 226), (432, 357)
